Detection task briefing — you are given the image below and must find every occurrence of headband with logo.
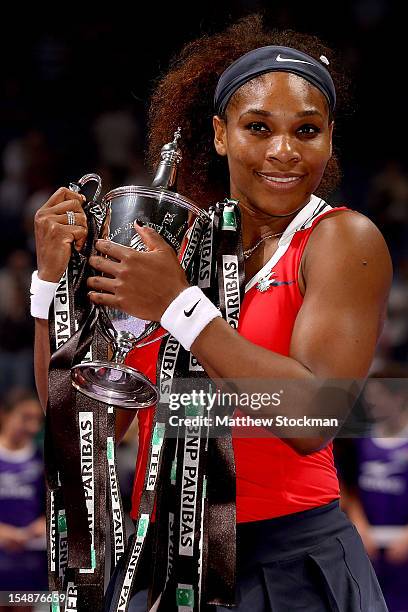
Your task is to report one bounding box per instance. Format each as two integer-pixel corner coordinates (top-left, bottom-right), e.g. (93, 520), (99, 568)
(214, 45), (336, 116)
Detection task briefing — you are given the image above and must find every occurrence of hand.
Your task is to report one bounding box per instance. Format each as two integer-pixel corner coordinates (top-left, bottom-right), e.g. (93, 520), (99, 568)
(87, 222), (190, 321)
(26, 516), (46, 539)
(34, 187), (88, 282)
(385, 530), (408, 564)
(355, 522), (379, 560)
(0, 523), (29, 552)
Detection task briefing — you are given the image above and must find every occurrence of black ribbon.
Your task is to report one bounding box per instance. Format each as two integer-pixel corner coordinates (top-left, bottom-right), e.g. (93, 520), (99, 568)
(107, 199), (245, 611)
(45, 201), (118, 611)
(45, 197), (245, 611)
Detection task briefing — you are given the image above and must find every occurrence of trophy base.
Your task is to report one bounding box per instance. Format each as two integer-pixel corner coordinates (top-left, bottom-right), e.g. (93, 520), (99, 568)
(71, 361), (158, 409)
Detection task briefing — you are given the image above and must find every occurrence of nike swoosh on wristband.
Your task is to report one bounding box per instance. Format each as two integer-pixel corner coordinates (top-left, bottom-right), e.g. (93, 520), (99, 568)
(276, 54), (314, 65)
(184, 299), (201, 317)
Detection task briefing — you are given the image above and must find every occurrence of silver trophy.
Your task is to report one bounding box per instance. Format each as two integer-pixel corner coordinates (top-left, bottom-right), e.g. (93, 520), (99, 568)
(71, 129), (209, 409)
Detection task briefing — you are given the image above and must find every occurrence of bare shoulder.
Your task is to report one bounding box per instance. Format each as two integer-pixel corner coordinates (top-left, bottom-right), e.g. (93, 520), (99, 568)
(303, 209), (393, 281)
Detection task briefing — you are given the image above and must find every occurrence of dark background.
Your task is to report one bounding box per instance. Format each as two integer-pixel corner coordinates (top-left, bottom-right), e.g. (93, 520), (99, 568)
(0, 0), (405, 208)
(1, 4), (408, 607)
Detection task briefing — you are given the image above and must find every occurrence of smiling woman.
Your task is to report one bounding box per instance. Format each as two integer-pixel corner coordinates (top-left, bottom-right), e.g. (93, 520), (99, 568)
(32, 12), (391, 612)
(104, 16), (391, 612)
(212, 71), (334, 218)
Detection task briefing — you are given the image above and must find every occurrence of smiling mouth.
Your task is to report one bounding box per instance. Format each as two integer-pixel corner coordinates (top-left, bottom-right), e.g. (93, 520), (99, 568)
(256, 172), (305, 184)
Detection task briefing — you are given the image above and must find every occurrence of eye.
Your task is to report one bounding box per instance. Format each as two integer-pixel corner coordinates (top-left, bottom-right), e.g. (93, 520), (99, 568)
(297, 124), (321, 137)
(246, 122), (270, 133)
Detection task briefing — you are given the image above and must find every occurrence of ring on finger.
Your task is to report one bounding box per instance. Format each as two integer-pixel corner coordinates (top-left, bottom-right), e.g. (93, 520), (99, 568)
(66, 210), (76, 226)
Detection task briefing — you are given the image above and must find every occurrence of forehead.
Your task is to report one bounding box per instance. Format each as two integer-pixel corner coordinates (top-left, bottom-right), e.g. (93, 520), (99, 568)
(228, 71), (329, 117)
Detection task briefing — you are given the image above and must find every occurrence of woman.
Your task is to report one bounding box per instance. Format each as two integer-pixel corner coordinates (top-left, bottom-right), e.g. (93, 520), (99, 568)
(0, 389), (47, 612)
(341, 372), (408, 612)
(33, 15), (391, 612)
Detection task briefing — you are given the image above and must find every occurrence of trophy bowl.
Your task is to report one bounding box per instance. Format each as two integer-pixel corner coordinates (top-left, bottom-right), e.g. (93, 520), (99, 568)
(71, 185), (209, 409)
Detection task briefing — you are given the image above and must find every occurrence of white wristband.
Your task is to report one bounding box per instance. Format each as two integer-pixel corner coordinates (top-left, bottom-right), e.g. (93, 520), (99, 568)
(30, 270), (59, 320)
(160, 286), (221, 351)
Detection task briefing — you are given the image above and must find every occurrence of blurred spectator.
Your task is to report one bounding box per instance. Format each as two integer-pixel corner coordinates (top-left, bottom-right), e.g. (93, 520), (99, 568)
(125, 153), (150, 187)
(0, 137), (29, 245)
(92, 96), (142, 186)
(23, 188), (54, 256)
(340, 372), (408, 612)
(373, 258), (408, 370)
(0, 389), (47, 610)
(0, 249), (34, 394)
(367, 160), (408, 265)
(0, 129), (57, 261)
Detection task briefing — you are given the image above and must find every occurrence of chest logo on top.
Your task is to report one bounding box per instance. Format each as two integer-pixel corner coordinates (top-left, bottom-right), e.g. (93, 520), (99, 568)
(256, 271), (295, 293)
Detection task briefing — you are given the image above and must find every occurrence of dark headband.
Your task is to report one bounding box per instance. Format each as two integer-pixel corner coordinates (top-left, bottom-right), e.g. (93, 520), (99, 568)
(214, 45), (336, 116)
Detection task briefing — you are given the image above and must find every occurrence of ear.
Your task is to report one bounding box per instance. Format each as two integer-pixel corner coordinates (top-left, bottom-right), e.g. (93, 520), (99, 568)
(213, 115), (228, 157)
(328, 121), (334, 158)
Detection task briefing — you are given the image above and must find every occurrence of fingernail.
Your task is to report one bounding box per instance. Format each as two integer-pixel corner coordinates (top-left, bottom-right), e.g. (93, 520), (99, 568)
(135, 218), (145, 227)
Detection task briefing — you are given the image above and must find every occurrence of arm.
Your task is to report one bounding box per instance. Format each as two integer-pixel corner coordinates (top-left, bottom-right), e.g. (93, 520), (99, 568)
(0, 522), (29, 552)
(34, 319), (50, 411)
(192, 212), (390, 378)
(88, 212), (392, 452)
(33, 188), (88, 412)
(190, 211), (391, 449)
(33, 187), (137, 439)
(340, 484), (379, 560)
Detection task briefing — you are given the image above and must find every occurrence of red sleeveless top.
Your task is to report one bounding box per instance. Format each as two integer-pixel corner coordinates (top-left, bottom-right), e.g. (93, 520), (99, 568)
(128, 196), (343, 523)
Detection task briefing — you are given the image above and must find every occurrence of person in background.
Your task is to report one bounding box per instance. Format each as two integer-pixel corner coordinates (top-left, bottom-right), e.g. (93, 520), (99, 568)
(0, 389), (47, 612)
(0, 249), (34, 394)
(342, 371), (408, 612)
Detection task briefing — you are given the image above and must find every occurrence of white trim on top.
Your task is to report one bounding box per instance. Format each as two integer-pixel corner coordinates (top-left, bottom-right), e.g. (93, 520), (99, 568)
(245, 195), (332, 293)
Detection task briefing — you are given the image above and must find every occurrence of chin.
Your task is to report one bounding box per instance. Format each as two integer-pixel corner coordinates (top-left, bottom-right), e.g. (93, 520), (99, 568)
(256, 190), (311, 216)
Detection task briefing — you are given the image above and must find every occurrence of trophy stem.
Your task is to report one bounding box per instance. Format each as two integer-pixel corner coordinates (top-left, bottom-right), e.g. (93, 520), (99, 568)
(71, 325), (158, 409)
(111, 331), (137, 364)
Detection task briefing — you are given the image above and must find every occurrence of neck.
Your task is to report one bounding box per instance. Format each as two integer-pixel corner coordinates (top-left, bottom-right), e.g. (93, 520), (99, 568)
(376, 412), (408, 437)
(0, 433), (28, 451)
(238, 198), (308, 250)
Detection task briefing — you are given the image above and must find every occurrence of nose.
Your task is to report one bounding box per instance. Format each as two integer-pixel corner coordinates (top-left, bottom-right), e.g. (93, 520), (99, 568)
(265, 134), (301, 165)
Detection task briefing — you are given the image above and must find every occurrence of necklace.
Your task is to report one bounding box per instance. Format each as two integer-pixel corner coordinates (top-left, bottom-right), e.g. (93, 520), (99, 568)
(243, 231), (284, 259)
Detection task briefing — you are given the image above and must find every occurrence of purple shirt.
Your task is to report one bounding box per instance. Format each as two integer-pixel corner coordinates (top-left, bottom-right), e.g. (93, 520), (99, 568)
(355, 436), (408, 526)
(0, 442), (45, 527)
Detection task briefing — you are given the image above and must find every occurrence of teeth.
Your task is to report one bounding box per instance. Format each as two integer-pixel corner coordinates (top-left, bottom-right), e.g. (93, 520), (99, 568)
(258, 174), (301, 183)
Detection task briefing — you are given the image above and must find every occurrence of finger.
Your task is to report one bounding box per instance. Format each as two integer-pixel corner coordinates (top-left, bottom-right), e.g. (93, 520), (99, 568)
(87, 275), (117, 294)
(88, 291), (118, 308)
(67, 226), (88, 246)
(50, 199), (86, 215)
(134, 221), (169, 252)
(89, 254), (122, 276)
(54, 211), (88, 229)
(94, 239), (133, 261)
(74, 233), (88, 252)
(44, 187), (86, 208)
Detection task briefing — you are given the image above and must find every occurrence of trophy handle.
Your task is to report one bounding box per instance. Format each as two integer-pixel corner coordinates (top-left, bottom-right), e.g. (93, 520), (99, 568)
(69, 173), (102, 202)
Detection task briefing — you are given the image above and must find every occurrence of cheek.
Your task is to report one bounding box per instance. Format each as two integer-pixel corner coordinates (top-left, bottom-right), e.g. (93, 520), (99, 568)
(303, 140), (331, 171)
(227, 135), (259, 173)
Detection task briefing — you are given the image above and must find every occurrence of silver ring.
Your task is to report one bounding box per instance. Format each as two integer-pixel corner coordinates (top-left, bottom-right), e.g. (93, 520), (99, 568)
(66, 211), (75, 226)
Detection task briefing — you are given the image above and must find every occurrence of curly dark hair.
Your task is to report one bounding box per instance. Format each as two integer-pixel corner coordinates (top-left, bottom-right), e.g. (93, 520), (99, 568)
(147, 14), (351, 208)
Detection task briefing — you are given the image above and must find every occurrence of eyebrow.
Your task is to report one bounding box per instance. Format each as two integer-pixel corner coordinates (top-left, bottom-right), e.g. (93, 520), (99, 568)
(239, 108), (324, 119)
